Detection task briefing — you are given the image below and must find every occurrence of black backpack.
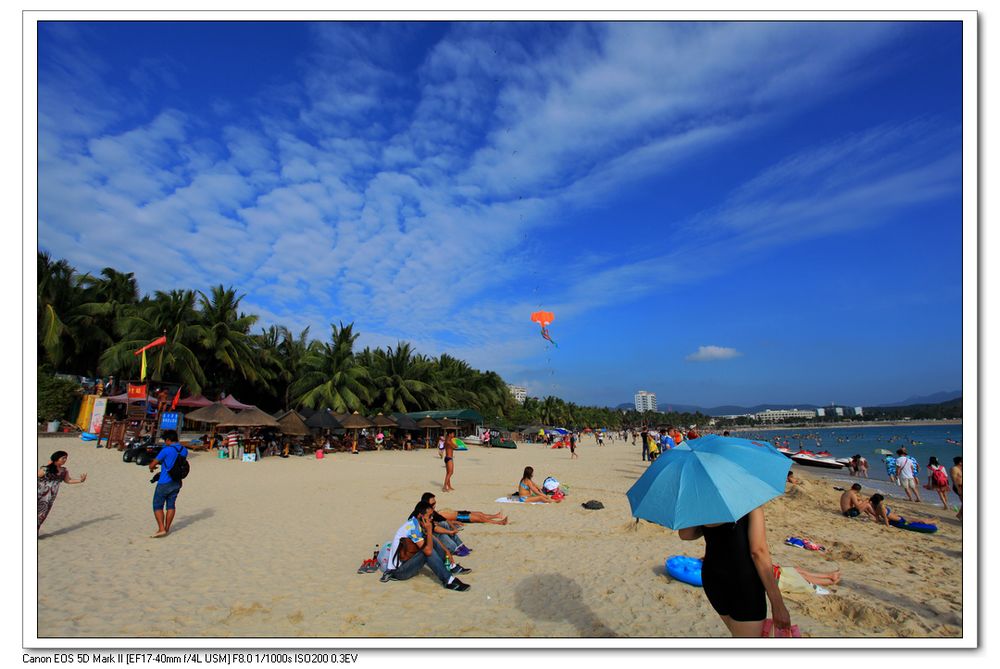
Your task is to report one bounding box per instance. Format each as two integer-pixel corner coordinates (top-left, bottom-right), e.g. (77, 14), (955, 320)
(167, 444), (190, 481)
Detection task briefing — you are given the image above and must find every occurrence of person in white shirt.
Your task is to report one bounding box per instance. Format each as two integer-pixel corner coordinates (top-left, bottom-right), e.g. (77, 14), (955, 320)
(895, 448), (921, 502)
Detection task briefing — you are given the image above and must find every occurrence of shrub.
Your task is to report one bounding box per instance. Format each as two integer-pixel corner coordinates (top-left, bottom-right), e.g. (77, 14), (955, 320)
(37, 371), (81, 422)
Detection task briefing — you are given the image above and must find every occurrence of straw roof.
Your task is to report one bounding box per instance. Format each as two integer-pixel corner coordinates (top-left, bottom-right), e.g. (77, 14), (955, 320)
(390, 413), (420, 430)
(437, 417), (459, 429)
(216, 406), (281, 428)
(185, 402), (238, 424)
(339, 411), (374, 429)
(371, 413), (398, 428)
(416, 416), (442, 428)
(219, 394), (254, 410)
(306, 411), (342, 429)
(275, 410), (310, 436)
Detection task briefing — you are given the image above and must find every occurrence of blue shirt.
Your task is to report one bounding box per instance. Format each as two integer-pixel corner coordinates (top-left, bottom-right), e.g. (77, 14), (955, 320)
(156, 442), (188, 485)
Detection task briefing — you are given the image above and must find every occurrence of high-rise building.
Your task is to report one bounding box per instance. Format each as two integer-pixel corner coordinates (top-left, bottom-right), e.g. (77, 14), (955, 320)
(634, 390), (657, 412)
(507, 385), (527, 404)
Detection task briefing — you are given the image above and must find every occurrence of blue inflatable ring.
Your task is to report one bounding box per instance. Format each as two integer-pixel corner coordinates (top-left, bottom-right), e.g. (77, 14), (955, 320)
(666, 555), (703, 587)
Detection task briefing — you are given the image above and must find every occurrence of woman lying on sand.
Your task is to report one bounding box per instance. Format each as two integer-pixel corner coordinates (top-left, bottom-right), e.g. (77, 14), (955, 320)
(420, 492), (508, 525)
(516, 466), (560, 503)
(869, 494), (933, 528)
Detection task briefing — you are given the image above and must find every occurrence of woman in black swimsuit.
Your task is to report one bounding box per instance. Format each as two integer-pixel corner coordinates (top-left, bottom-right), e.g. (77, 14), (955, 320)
(679, 506), (791, 637)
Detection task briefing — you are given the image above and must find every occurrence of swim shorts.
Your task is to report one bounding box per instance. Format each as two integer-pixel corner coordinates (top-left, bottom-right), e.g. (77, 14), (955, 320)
(444, 456), (453, 463)
(152, 481), (182, 511)
(456, 511), (471, 523)
(702, 569), (767, 622)
(843, 508), (860, 518)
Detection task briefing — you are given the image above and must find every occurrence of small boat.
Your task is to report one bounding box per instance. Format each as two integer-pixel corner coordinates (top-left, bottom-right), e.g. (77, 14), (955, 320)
(816, 451), (832, 457)
(776, 446), (796, 458)
(460, 434), (483, 446)
(790, 453), (847, 469)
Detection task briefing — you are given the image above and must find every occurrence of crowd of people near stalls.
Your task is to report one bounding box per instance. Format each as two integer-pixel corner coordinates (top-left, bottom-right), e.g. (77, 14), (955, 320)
(199, 428), (468, 460)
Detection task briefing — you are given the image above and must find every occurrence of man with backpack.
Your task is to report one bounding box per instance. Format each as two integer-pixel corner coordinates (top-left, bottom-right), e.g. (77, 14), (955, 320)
(148, 429), (188, 538)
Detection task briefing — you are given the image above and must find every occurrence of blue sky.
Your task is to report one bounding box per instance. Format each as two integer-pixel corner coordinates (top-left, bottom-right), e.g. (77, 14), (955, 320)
(36, 21), (965, 408)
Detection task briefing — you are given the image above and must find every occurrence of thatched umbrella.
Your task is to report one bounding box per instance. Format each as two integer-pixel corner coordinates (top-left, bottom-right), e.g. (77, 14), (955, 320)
(216, 406), (281, 428)
(275, 410), (310, 437)
(297, 406), (316, 420)
(339, 411), (375, 454)
(305, 410), (342, 430)
(370, 413), (398, 450)
(417, 415), (441, 449)
(185, 402), (237, 425)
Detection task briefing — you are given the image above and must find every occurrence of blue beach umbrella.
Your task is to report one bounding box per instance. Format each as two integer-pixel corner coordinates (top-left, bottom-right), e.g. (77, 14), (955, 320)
(626, 435), (791, 530)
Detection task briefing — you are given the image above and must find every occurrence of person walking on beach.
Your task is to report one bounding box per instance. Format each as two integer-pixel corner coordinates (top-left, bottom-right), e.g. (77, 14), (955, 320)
(148, 429), (187, 538)
(380, 501), (471, 591)
(679, 505), (792, 637)
(437, 434), (445, 459)
(569, 431), (578, 459)
(950, 457), (963, 519)
(38, 450), (87, 531)
(858, 455), (869, 479)
(442, 430), (456, 492)
(926, 457), (951, 510)
(640, 426), (649, 461)
(895, 448), (921, 502)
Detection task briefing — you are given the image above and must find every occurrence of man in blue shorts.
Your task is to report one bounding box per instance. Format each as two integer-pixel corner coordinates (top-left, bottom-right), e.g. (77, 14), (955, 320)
(149, 429), (187, 538)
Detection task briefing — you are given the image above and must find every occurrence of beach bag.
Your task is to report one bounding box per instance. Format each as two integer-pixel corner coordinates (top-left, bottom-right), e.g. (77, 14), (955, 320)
(931, 466), (948, 487)
(376, 541), (395, 573)
(168, 445), (190, 481)
(542, 477), (560, 493)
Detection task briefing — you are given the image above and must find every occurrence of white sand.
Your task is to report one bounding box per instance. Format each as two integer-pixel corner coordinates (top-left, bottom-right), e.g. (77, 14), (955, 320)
(35, 434), (962, 638)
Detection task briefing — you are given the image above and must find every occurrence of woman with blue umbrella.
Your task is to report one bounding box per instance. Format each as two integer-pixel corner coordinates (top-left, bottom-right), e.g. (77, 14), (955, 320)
(627, 435), (793, 637)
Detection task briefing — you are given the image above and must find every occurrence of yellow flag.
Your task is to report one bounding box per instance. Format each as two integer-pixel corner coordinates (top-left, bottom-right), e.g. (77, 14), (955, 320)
(140, 350), (147, 381)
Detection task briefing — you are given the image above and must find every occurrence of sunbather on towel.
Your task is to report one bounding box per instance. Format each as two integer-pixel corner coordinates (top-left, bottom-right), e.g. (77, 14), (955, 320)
(516, 466), (559, 503)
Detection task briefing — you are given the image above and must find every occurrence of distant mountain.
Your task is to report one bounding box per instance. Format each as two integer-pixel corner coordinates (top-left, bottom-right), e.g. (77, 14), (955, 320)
(876, 390), (962, 407)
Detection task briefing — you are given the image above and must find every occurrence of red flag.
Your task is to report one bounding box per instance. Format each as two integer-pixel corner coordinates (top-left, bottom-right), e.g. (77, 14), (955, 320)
(134, 335), (167, 356)
(171, 386), (182, 411)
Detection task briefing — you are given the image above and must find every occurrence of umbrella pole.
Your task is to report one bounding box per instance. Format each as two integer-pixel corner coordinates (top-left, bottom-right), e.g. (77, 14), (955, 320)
(352, 429), (358, 454)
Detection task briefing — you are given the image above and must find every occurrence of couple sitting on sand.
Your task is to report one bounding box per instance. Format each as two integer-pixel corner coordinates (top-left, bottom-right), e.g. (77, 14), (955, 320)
(380, 493), (508, 592)
(839, 484), (932, 527)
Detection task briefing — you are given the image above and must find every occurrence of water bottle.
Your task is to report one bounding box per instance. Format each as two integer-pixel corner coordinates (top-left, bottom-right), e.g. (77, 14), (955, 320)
(372, 545), (379, 562)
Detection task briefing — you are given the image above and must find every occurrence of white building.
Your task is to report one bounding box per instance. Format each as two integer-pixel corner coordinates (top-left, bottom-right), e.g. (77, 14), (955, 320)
(507, 385), (527, 404)
(854, 406), (864, 417)
(754, 408), (817, 422)
(816, 407), (825, 417)
(634, 390), (657, 412)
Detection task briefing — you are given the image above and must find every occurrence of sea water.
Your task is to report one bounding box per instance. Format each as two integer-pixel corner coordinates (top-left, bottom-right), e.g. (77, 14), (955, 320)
(747, 423), (964, 506)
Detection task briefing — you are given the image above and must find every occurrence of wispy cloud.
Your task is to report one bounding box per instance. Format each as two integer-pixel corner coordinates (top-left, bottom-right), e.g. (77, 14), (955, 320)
(35, 21), (957, 384)
(686, 346), (743, 362)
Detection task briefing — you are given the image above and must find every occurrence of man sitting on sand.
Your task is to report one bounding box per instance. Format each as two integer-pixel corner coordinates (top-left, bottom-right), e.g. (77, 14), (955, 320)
(381, 501), (471, 591)
(839, 483), (876, 519)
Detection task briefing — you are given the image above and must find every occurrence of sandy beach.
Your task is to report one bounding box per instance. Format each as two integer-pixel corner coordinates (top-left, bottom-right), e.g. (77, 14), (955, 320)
(34, 433), (963, 639)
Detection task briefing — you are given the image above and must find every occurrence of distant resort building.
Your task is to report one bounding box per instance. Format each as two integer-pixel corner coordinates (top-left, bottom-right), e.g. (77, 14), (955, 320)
(507, 385), (528, 404)
(634, 390), (657, 412)
(754, 408), (817, 422)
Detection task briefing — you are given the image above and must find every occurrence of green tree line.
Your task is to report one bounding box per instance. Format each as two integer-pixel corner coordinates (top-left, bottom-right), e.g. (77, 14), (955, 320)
(41, 252), (706, 429)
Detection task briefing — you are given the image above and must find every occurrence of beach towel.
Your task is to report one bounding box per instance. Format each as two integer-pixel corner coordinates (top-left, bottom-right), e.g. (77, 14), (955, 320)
(777, 566), (830, 596)
(495, 496), (546, 504)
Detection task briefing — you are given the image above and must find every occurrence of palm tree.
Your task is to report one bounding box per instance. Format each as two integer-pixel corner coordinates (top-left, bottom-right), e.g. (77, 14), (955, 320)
(99, 290), (207, 392)
(367, 342), (437, 413)
(289, 322), (371, 412)
(195, 285), (260, 392)
(37, 252), (96, 372)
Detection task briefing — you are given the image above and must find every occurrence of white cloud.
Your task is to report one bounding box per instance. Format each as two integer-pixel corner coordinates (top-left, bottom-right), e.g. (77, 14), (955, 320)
(35, 22), (957, 385)
(686, 346), (743, 362)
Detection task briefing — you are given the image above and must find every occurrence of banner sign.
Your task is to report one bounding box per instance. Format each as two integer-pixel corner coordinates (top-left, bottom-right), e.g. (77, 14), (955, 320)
(159, 412), (183, 431)
(127, 384), (147, 400)
(89, 397), (108, 433)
